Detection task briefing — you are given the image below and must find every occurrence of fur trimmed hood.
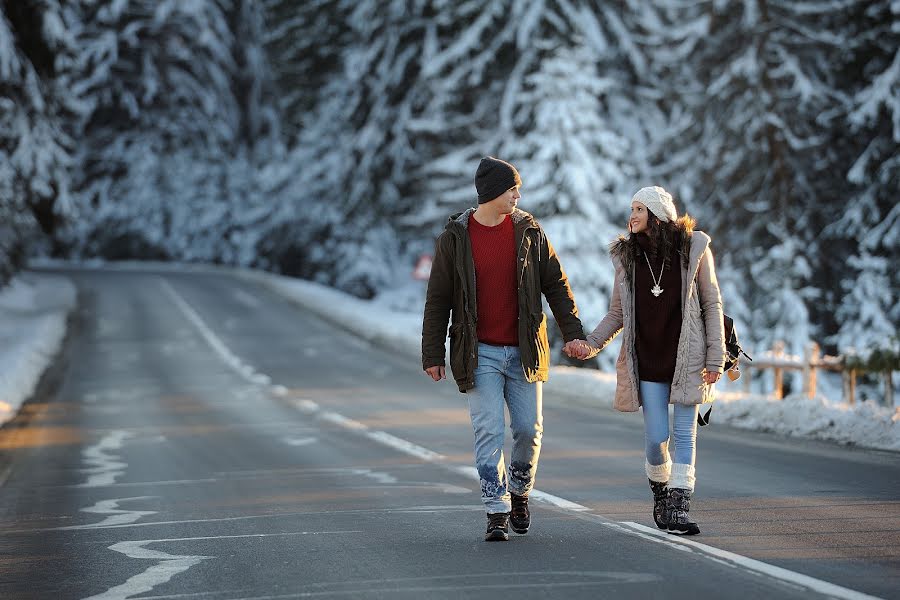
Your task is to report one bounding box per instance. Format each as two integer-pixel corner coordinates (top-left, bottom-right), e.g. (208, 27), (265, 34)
(609, 226), (707, 284)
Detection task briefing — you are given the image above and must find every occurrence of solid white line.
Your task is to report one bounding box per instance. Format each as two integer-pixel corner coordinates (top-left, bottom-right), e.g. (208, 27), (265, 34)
(158, 279), (270, 386)
(619, 522), (885, 600)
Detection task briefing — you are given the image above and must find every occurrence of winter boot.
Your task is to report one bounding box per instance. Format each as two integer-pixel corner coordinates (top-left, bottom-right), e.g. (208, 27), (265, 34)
(666, 488), (700, 535)
(484, 512), (510, 541)
(645, 459), (672, 530)
(649, 479), (668, 529)
(510, 493), (530, 534)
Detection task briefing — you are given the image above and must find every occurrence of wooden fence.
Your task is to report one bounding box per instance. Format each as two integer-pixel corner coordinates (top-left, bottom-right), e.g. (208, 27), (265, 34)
(737, 341), (896, 406)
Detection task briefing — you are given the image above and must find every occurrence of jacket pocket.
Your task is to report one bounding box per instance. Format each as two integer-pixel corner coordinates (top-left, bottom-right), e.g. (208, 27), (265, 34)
(531, 312), (549, 375)
(448, 323), (471, 382)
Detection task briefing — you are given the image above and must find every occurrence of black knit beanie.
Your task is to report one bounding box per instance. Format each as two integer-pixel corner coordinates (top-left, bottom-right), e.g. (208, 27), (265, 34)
(474, 156), (522, 204)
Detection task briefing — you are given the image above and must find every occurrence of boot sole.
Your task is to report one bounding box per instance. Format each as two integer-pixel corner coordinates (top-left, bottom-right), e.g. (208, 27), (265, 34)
(485, 529), (509, 541)
(511, 525), (529, 534)
(667, 527), (700, 536)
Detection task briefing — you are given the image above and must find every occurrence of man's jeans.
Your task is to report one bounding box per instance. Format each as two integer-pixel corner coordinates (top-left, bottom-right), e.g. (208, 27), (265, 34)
(466, 343), (543, 514)
(640, 380), (698, 467)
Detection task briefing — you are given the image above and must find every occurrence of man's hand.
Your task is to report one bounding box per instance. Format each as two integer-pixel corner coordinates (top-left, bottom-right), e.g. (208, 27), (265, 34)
(703, 371), (721, 385)
(425, 366), (446, 381)
(563, 339), (591, 360)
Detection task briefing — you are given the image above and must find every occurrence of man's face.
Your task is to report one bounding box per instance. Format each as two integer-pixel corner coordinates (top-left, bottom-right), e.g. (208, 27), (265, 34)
(488, 185), (521, 213)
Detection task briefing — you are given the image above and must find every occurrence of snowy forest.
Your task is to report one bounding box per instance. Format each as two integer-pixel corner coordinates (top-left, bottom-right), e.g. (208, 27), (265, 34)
(1, 1), (897, 376)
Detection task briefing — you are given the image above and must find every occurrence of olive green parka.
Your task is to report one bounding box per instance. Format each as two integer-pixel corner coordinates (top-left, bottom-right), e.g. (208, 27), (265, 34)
(422, 208), (585, 393)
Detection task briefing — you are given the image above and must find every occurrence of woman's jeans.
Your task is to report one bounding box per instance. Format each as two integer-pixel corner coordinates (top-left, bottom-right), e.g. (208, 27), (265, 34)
(466, 343), (543, 514)
(640, 380), (698, 471)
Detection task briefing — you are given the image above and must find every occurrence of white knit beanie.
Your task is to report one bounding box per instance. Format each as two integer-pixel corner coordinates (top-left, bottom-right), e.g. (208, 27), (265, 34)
(632, 186), (677, 223)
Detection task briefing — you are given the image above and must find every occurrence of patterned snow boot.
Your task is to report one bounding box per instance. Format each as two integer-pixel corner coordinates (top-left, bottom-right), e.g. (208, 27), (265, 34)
(649, 479), (668, 529)
(666, 488), (700, 535)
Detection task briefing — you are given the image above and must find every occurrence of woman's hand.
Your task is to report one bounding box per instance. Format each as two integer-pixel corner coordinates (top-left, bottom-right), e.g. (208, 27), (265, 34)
(564, 339), (591, 360)
(703, 370), (721, 385)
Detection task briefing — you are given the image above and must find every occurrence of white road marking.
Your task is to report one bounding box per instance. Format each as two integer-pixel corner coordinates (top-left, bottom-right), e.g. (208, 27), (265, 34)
(84, 532), (360, 600)
(231, 289), (261, 309)
(293, 399), (319, 413)
(363, 431), (445, 462)
(81, 545), (210, 600)
(349, 468), (398, 484)
(77, 276), (877, 599)
(61, 478), (220, 489)
(133, 571), (661, 599)
(59, 497), (157, 530)
(319, 412), (367, 430)
(80, 430), (134, 487)
(158, 279), (270, 386)
(11, 506), (484, 534)
(283, 436), (317, 446)
(291, 401), (885, 599)
(619, 522), (885, 600)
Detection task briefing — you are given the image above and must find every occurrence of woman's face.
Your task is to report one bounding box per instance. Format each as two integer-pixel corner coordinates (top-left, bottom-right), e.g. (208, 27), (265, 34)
(629, 201), (649, 234)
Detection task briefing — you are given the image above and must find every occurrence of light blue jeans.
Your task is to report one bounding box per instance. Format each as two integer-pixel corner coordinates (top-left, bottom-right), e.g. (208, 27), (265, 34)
(466, 343), (543, 514)
(640, 380), (698, 468)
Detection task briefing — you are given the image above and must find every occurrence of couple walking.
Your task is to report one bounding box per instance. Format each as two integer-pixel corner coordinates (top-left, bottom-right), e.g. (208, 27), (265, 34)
(421, 156), (726, 541)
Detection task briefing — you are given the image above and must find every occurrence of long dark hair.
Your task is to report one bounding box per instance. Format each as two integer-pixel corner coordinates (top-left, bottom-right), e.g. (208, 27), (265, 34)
(632, 213), (696, 270)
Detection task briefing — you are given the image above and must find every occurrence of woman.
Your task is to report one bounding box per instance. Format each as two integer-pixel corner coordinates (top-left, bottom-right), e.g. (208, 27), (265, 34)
(565, 186), (725, 535)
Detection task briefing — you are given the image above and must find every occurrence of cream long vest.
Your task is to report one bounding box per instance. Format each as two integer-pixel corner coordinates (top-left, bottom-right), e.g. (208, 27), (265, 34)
(586, 231), (726, 412)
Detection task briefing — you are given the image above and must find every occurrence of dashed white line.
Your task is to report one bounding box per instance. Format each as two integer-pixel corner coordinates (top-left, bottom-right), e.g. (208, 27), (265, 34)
(159, 279), (270, 386)
(283, 436), (317, 446)
(363, 431), (445, 462)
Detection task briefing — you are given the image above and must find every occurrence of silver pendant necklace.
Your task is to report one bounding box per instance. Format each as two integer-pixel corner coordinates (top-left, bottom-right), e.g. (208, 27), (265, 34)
(643, 251), (664, 297)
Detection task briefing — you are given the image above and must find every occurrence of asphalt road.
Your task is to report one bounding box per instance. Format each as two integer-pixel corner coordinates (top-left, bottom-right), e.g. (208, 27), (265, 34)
(0, 268), (897, 600)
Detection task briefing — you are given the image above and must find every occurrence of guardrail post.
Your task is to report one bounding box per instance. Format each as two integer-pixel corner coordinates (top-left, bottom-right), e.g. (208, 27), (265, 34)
(803, 342), (819, 399)
(772, 341), (785, 400)
(842, 368), (856, 405)
(884, 371), (894, 407)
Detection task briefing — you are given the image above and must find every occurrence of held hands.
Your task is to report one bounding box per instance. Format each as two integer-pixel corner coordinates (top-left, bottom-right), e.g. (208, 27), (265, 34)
(424, 365), (446, 381)
(563, 339), (592, 360)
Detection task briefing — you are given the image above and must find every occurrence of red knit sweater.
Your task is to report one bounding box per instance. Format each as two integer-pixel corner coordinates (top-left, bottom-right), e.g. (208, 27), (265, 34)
(469, 214), (519, 346)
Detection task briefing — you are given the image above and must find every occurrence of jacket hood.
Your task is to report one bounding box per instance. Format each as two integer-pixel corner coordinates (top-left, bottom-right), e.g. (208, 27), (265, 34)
(446, 207), (536, 231)
(609, 230), (711, 282)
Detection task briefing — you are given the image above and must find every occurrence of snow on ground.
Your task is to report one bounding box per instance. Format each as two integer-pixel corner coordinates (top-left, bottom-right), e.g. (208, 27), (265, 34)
(5, 262), (899, 452)
(0, 272), (76, 424)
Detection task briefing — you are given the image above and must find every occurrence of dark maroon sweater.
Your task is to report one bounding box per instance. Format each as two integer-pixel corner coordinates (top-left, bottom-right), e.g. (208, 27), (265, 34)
(469, 214), (519, 346)
(634, 234), (682, 382)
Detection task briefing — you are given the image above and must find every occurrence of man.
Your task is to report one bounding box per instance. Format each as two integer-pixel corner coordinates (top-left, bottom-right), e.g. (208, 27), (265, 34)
(421, 156), (586, 541)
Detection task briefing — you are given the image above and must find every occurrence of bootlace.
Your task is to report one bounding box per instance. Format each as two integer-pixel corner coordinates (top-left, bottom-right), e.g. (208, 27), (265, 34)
(511, 495), (528, 518)
(488, 513), (509, 528)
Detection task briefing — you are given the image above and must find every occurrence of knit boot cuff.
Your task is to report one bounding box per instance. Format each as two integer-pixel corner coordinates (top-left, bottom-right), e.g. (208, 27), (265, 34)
(645, 459), (672, 483)
(670, 463), (696, 491)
